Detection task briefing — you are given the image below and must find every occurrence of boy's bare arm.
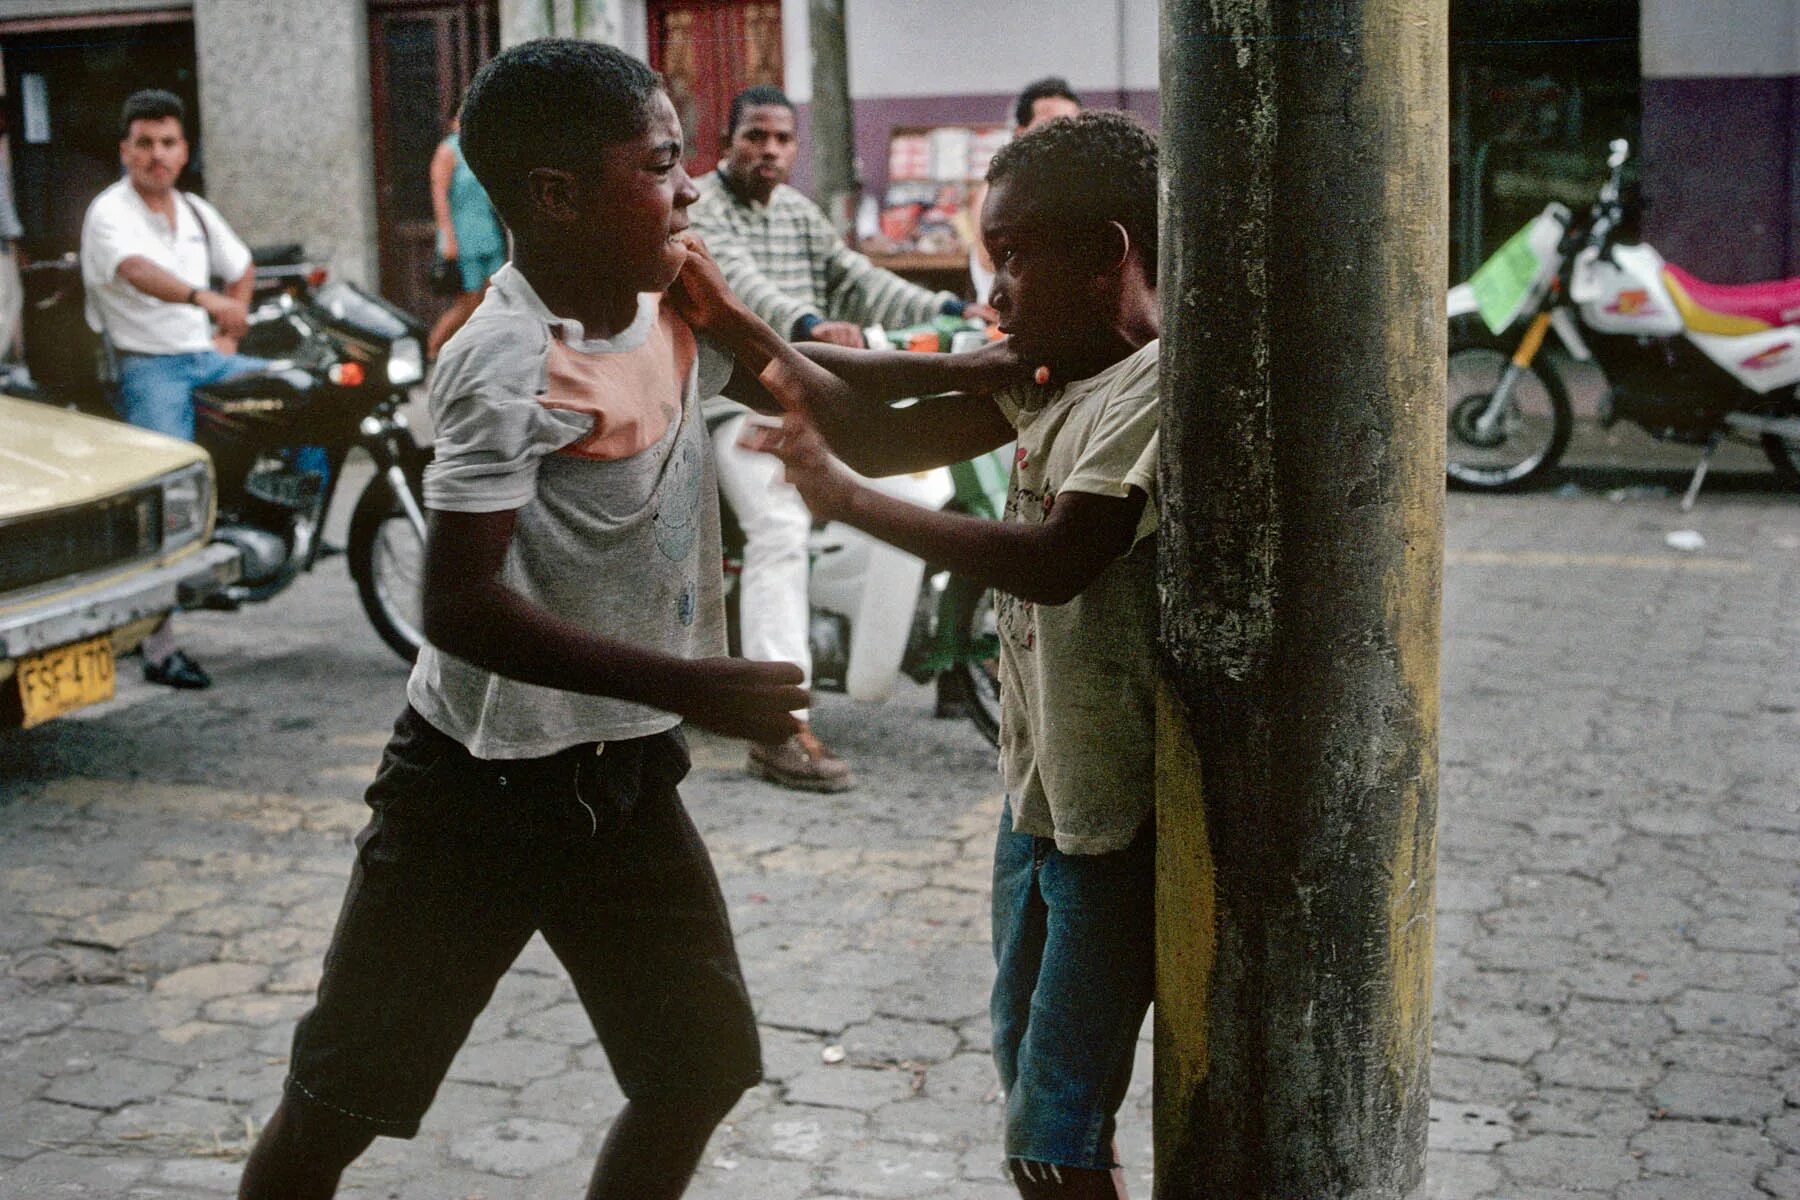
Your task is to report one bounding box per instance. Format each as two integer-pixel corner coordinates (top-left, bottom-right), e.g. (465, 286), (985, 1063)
(671, 239), (1018, 475)
(742, 418), (1147, 605)
(421, 508), (807, 742)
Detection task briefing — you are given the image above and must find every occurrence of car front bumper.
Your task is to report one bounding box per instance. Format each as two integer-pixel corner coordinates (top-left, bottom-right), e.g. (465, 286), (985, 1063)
(0, 542), (242, 661)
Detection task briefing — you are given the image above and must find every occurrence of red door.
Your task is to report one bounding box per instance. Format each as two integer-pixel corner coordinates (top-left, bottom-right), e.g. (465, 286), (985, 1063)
(647, 0), (782, 175)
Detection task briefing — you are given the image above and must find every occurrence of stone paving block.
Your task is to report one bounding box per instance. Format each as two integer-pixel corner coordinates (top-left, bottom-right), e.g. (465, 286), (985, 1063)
(150, 1157), (243, 1193)
(1424, 1150), (1505, 1200)
(1628, 1117), (1776, 1180)
(1429, 1053), (1532, 1103)
(1668, 987), (1787, 1037)
(0, 997), (78, 1042)
(1428, 1099), (1514, 1152)
(759, 1026), (831, 1083)
(731, 1104), (871, 1161)
(1652, 1068), (1783, 1123)
(126, 1020), (255, 1068)
(515, 1067), (625, 1127)
(0, 1097), (101, 1160)
(820, 1141), (962, 1198)
(0, 1150), (152, 1193)
(837, 1016), (961, 1067)
(1513, 1086), (1652, 1140)
(448, 1117), (585, 1178)
(686, 1152), (818, 1199)
(152, 961), (269, 1001)
(201, 992), (309, 1028)
(1496, 1132), (1643, 1189)
(1759, 1161), (1800, 1199)
(445, 1037), (569, 1088)
(1433, 1010), (1557, 1063)
(874, 1096), (994, 1151)
(510, 999), (593, 1046)
(785, 1063), (919, 1110)
(1615, 1181), (1753, 1200)
(42, 1055), (184, 1112)
(754, 983), (879, 1033)
(913, 1050), (1001, 1108)
(1766, 1111), (1800, 1153)
(172, 1057), (286, 1106)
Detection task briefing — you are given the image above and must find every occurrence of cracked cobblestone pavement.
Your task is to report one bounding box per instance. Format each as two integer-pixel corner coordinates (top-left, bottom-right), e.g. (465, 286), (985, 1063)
(2, 472), (1797, 1198)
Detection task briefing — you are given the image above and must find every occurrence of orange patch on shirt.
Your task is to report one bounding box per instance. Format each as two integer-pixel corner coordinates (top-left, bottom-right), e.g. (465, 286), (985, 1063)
(542, 300), (698, 460)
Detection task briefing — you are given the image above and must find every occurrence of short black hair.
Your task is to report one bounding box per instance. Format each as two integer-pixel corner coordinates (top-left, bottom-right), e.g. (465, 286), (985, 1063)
(727, 85), (793, 139)
(119, 89), (184, 140)
(458, 38), (664, 226)
(986, 111), (1158, 284)
(1013, 76), (1081, 129)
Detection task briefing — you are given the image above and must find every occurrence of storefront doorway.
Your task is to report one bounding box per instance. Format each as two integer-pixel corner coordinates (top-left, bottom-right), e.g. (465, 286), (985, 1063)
(0, 10), (199, 258)
(367, 0), (497, 322)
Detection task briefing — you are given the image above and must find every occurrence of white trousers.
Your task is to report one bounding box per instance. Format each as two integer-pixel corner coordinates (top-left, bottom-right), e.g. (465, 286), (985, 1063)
(712, 413), (812, 722)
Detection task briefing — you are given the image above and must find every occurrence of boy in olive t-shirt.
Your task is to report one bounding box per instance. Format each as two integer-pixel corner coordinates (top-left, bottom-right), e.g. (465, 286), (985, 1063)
(689, 112), (1162, 1200)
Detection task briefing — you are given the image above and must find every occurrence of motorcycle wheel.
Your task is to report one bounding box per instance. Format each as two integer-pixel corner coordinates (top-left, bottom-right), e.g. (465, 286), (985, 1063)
(1445, 337), (1572, 492)
(1761, 432), (1800, 488)
(348, 457), (428, 664)
(940, 580), (1000, 748)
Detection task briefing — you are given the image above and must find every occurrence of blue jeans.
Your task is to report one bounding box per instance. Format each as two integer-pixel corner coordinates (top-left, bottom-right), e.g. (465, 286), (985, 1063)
(116, 349), (268, 444)
(990, 801), (1155, 1171)
(115, 349), (269, 441)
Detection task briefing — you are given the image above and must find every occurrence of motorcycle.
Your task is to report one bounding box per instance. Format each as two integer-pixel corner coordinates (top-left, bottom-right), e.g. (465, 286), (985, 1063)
(1445, 138), (1800, 506)
(714, 316), (1008, 747)
(18, 251), (432, 662)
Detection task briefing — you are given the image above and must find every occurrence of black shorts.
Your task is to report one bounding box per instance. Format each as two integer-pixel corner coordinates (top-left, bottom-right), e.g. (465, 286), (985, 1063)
(284, 706), (762, 1138)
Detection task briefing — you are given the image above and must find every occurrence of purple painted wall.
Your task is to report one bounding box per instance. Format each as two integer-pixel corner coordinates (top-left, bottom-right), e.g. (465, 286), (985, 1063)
(1641, 76), (1800, 283)
(788, 89), (1160, 204)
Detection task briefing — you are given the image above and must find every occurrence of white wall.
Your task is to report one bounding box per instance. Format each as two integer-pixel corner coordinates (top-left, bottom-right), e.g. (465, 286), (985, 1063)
(1642, 0), (1800, 78)
(782, 0), (1158, 102)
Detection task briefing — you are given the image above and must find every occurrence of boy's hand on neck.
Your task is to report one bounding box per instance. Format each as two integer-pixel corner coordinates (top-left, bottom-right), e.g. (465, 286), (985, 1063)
(667, 236), (751, 335)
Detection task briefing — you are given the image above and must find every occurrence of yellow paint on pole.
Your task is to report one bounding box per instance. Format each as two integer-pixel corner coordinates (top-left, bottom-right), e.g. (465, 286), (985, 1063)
(1153, 683), (1215, 1100)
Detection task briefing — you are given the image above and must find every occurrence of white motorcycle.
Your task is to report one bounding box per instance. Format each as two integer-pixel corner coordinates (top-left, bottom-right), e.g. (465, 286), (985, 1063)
(712, 319), (1009, 747)
(1446, 138), (1800, 506)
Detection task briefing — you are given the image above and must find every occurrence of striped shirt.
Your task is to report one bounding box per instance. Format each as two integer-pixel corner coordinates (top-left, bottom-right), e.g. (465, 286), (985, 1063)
(689, 168), (957, 341)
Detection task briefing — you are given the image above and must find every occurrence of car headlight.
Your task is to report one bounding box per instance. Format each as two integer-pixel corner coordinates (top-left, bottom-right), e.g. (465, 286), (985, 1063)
(387, 336), (424, 387)
(160, 462), (212, 551)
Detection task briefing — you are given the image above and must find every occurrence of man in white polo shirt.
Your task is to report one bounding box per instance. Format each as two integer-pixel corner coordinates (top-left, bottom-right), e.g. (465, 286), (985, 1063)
(80, 88), (260, 688)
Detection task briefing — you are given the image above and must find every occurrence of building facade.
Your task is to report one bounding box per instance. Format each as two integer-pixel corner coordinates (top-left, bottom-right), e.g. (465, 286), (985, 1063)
(0, 0), (1789, 327)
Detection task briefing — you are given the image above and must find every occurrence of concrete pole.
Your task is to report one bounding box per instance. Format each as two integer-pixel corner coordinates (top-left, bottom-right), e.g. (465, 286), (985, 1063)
(807, 0), (856, 233)
(1153, 2), (1446, 1197)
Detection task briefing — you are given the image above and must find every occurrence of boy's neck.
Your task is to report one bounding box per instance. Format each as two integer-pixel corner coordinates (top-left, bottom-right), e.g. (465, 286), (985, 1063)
(1057, 288), (1159, 383)
(512, 243), (641, 340)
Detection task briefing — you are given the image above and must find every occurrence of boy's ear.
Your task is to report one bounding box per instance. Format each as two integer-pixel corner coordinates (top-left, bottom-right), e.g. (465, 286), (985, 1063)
(1092, 220), (1133, 279)
(526, 167), (581, 223)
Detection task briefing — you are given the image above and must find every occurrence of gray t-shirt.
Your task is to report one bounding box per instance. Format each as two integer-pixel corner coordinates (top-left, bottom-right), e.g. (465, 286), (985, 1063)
(992, 340), (1160, 854)
(407, 264), (733, 758)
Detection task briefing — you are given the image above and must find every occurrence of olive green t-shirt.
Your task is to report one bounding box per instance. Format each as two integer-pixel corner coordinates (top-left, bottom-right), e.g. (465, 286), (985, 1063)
(992, 340), (1159, 854)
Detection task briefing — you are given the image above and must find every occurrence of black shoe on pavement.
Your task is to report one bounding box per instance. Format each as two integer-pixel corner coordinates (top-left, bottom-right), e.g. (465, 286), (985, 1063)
(143, 649), (212, 690)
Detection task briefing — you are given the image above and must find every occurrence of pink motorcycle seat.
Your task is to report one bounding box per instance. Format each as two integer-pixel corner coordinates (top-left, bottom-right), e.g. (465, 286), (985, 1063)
(1663, 263), (1800, 327)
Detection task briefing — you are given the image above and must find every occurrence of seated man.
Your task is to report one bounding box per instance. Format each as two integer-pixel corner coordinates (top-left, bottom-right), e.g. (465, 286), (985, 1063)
(80, 88), (262, 688)
(690, 84), (986, 791)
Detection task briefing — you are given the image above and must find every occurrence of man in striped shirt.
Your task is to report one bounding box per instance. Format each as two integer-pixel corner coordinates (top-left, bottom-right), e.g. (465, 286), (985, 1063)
(691, 85), (981, 792)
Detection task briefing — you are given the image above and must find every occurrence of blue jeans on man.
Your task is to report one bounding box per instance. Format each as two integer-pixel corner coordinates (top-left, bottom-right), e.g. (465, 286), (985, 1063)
(114, 348), (269, 441)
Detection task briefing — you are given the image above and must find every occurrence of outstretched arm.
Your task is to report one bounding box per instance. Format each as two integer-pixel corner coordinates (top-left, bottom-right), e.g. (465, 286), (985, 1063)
(740, 416), (1147, 606)
(672, 239), (1021, 475)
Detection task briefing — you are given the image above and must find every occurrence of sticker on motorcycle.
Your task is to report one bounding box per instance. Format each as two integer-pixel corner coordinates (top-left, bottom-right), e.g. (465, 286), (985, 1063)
(1740, 342), (1792, 370)
(1606, 289), (1659, 317)
(1470, 222), (1546, 334)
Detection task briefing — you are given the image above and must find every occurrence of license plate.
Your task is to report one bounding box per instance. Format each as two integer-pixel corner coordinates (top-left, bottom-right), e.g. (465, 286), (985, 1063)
(17, 635), (116, 728)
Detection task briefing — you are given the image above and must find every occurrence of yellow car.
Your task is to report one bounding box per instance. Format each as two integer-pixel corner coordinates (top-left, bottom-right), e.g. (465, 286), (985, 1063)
(1, 396), (239, 729)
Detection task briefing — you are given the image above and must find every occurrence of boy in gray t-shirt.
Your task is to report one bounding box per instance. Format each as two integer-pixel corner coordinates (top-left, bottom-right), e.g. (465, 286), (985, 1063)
(693, 113), (1163, 1198)
(240, 41), (811, 1200)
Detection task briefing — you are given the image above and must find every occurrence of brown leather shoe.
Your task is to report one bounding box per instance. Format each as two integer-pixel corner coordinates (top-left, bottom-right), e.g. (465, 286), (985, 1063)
(748, 726), (853, 793)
